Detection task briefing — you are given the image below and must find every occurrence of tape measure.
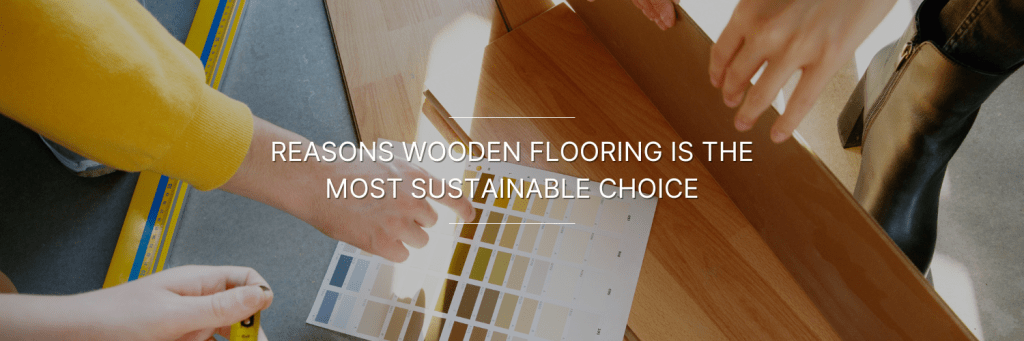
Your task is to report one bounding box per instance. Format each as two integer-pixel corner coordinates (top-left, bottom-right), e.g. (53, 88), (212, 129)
(103, 0), (249, 288)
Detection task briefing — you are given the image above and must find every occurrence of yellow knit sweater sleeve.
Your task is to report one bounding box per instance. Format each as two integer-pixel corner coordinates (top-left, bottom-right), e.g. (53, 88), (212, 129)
(0, 0), (253, 190)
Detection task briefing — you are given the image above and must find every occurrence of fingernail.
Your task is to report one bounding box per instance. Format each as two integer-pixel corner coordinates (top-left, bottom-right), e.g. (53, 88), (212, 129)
(710, 76), (720, 88)
(723, 95), (739, 108)
(259, 285), (273, 300)
(735, 119), (752, 132)
(771, 130), (788, 143)
(661, 13), (672, 26)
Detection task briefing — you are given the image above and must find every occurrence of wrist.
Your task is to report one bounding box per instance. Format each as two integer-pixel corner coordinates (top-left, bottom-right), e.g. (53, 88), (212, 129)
(0, 293), (102, 340)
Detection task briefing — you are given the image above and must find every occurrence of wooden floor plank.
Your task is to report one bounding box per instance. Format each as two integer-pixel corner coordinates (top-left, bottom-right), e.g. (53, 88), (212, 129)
(323, 0), (507, 143)
(496, 0), (555, 29)
(428, 5), (841, 339)
(565, 0), (974, 339)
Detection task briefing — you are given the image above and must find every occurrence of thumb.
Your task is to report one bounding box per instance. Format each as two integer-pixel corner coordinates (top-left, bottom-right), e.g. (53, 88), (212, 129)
(181, 285), (272, 330)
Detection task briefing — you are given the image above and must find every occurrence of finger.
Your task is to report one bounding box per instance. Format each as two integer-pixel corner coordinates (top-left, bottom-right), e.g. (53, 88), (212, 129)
(650, 0), (677, 30)
(733, 58), (799, 131)
(420, 172), (474, 222)
(399, 221), (430, 249)
(709, 15), (746, 88)
(413, 200), (440, 228)
(720, 41), (769, 108)
(770, 65), (833, 143)
(157, 266), (271, 298)
(373, 235), (411, 263)
(177, 285), (273, 331)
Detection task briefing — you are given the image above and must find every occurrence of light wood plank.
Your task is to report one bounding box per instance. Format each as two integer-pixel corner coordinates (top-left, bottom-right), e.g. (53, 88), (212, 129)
(323, 0), (507, 143)
(496, 0), (555, 29)
(565, 0), (974, 339)
(428, 5), (841, 339)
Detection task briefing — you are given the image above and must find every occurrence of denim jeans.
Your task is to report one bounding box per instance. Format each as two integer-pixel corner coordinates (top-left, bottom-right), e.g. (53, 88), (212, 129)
(936, 0), (1024, 73)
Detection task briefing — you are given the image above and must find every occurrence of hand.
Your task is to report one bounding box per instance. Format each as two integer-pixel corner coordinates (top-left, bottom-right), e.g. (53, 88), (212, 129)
(221, 117), (475, 263)
(0, 265), (273, 341)
(83, 266), (273, 341)
(588, 0), (680, 30)
(710, 0), (896, 143)
(304, 153), (475, 262)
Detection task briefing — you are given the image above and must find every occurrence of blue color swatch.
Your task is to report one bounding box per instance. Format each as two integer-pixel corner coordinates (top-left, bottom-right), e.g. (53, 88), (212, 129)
(347, 259), (370, 292)
(330, 255), (353, 288)
(316, 290), (339, 324)
(329, 294), (357, 329)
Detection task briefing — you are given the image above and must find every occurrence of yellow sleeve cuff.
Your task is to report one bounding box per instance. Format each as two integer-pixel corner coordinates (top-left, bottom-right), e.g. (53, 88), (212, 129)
(150, 87), (254, 191)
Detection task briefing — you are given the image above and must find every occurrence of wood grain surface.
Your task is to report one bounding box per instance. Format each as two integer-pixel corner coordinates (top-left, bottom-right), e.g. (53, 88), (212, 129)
(322, 0), (507, 143)
(496, 0), (555, 30)
(564, 0), (974, 339)
(428, 5), (841, 339)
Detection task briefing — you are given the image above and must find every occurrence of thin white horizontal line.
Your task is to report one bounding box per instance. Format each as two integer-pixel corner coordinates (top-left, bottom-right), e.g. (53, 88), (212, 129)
(448, 223), (573, 225)
(448, 117), (575, 119)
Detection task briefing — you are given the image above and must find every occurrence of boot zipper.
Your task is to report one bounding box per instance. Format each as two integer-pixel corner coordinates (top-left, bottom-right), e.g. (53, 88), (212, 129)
(897, 41), (914, 69)
(866, 41), (917, 129)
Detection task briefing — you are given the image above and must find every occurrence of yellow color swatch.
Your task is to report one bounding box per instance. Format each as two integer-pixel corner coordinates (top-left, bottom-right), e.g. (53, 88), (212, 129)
(488, 252), (512, 285)
(470, 247), (493, 281)
(492, 177), (514, 209)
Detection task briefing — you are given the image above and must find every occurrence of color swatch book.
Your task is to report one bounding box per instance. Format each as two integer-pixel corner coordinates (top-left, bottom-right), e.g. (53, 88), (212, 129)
(307, 160), (657, 341)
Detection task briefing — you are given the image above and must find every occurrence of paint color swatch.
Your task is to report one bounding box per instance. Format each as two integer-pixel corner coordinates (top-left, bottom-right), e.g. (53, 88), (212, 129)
(556, 228), (590, 264)
(495, 293), (518, 328)
(358, 300), (389, 336)
(499, 216), (521, 249)
(457, 284), (481, 319)
(384, 307), (408, 341)
(515, 298), (539, 334)
(489, 252), (512, 285)
(469, 248), (492, 281)
(330, 294), (357, 329)
(570, 197), (601, 227)
(476, 289), (500, 323)
(347, 259), (370, 292)
(548, 198), (569, 220)
(517, 223), (540, 252)
(330, 255), (353, 287)
(529, 197), (550, 216)
(527, 260), (550, 295)
(537, 226), (559, 257)
(506, 256), (530, 290)
(309, 159), (658, 341)
(449, 243), (470, 276)
(460, 209), (483, 239)
(536, 304), (569, 341)
(481, 212), (503, 244)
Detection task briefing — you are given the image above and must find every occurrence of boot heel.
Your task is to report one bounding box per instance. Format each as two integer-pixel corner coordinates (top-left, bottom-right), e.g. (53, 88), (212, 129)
(837, 76), (866, 148)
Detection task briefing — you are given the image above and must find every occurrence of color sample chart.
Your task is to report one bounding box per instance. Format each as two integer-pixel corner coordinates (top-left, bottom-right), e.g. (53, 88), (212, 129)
(308, 160), (657, 341)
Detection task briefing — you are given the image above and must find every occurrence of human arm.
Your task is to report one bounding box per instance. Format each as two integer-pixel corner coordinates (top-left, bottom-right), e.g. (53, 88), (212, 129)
(0, 0), (473, 262)
(0, 0), (252, 191)
(0, 266), (272, 341)
(219, 117), (476, 263)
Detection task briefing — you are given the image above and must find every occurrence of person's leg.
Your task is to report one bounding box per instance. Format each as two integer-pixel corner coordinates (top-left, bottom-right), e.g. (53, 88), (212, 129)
(940, 0), (1024, 73)
(838, 0), (1023, 272)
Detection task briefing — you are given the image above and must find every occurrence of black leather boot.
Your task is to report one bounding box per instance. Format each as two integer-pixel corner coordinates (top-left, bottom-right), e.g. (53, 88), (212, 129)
(836, 1), (1018, 272)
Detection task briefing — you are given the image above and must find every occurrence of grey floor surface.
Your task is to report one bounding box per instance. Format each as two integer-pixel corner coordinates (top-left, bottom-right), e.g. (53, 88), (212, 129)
(1, 0), (1021, 340)
(930, 69), (1024, 340)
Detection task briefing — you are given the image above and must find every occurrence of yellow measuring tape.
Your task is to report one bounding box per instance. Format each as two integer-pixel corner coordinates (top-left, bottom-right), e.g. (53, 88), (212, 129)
(103, 0), (249, 288)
